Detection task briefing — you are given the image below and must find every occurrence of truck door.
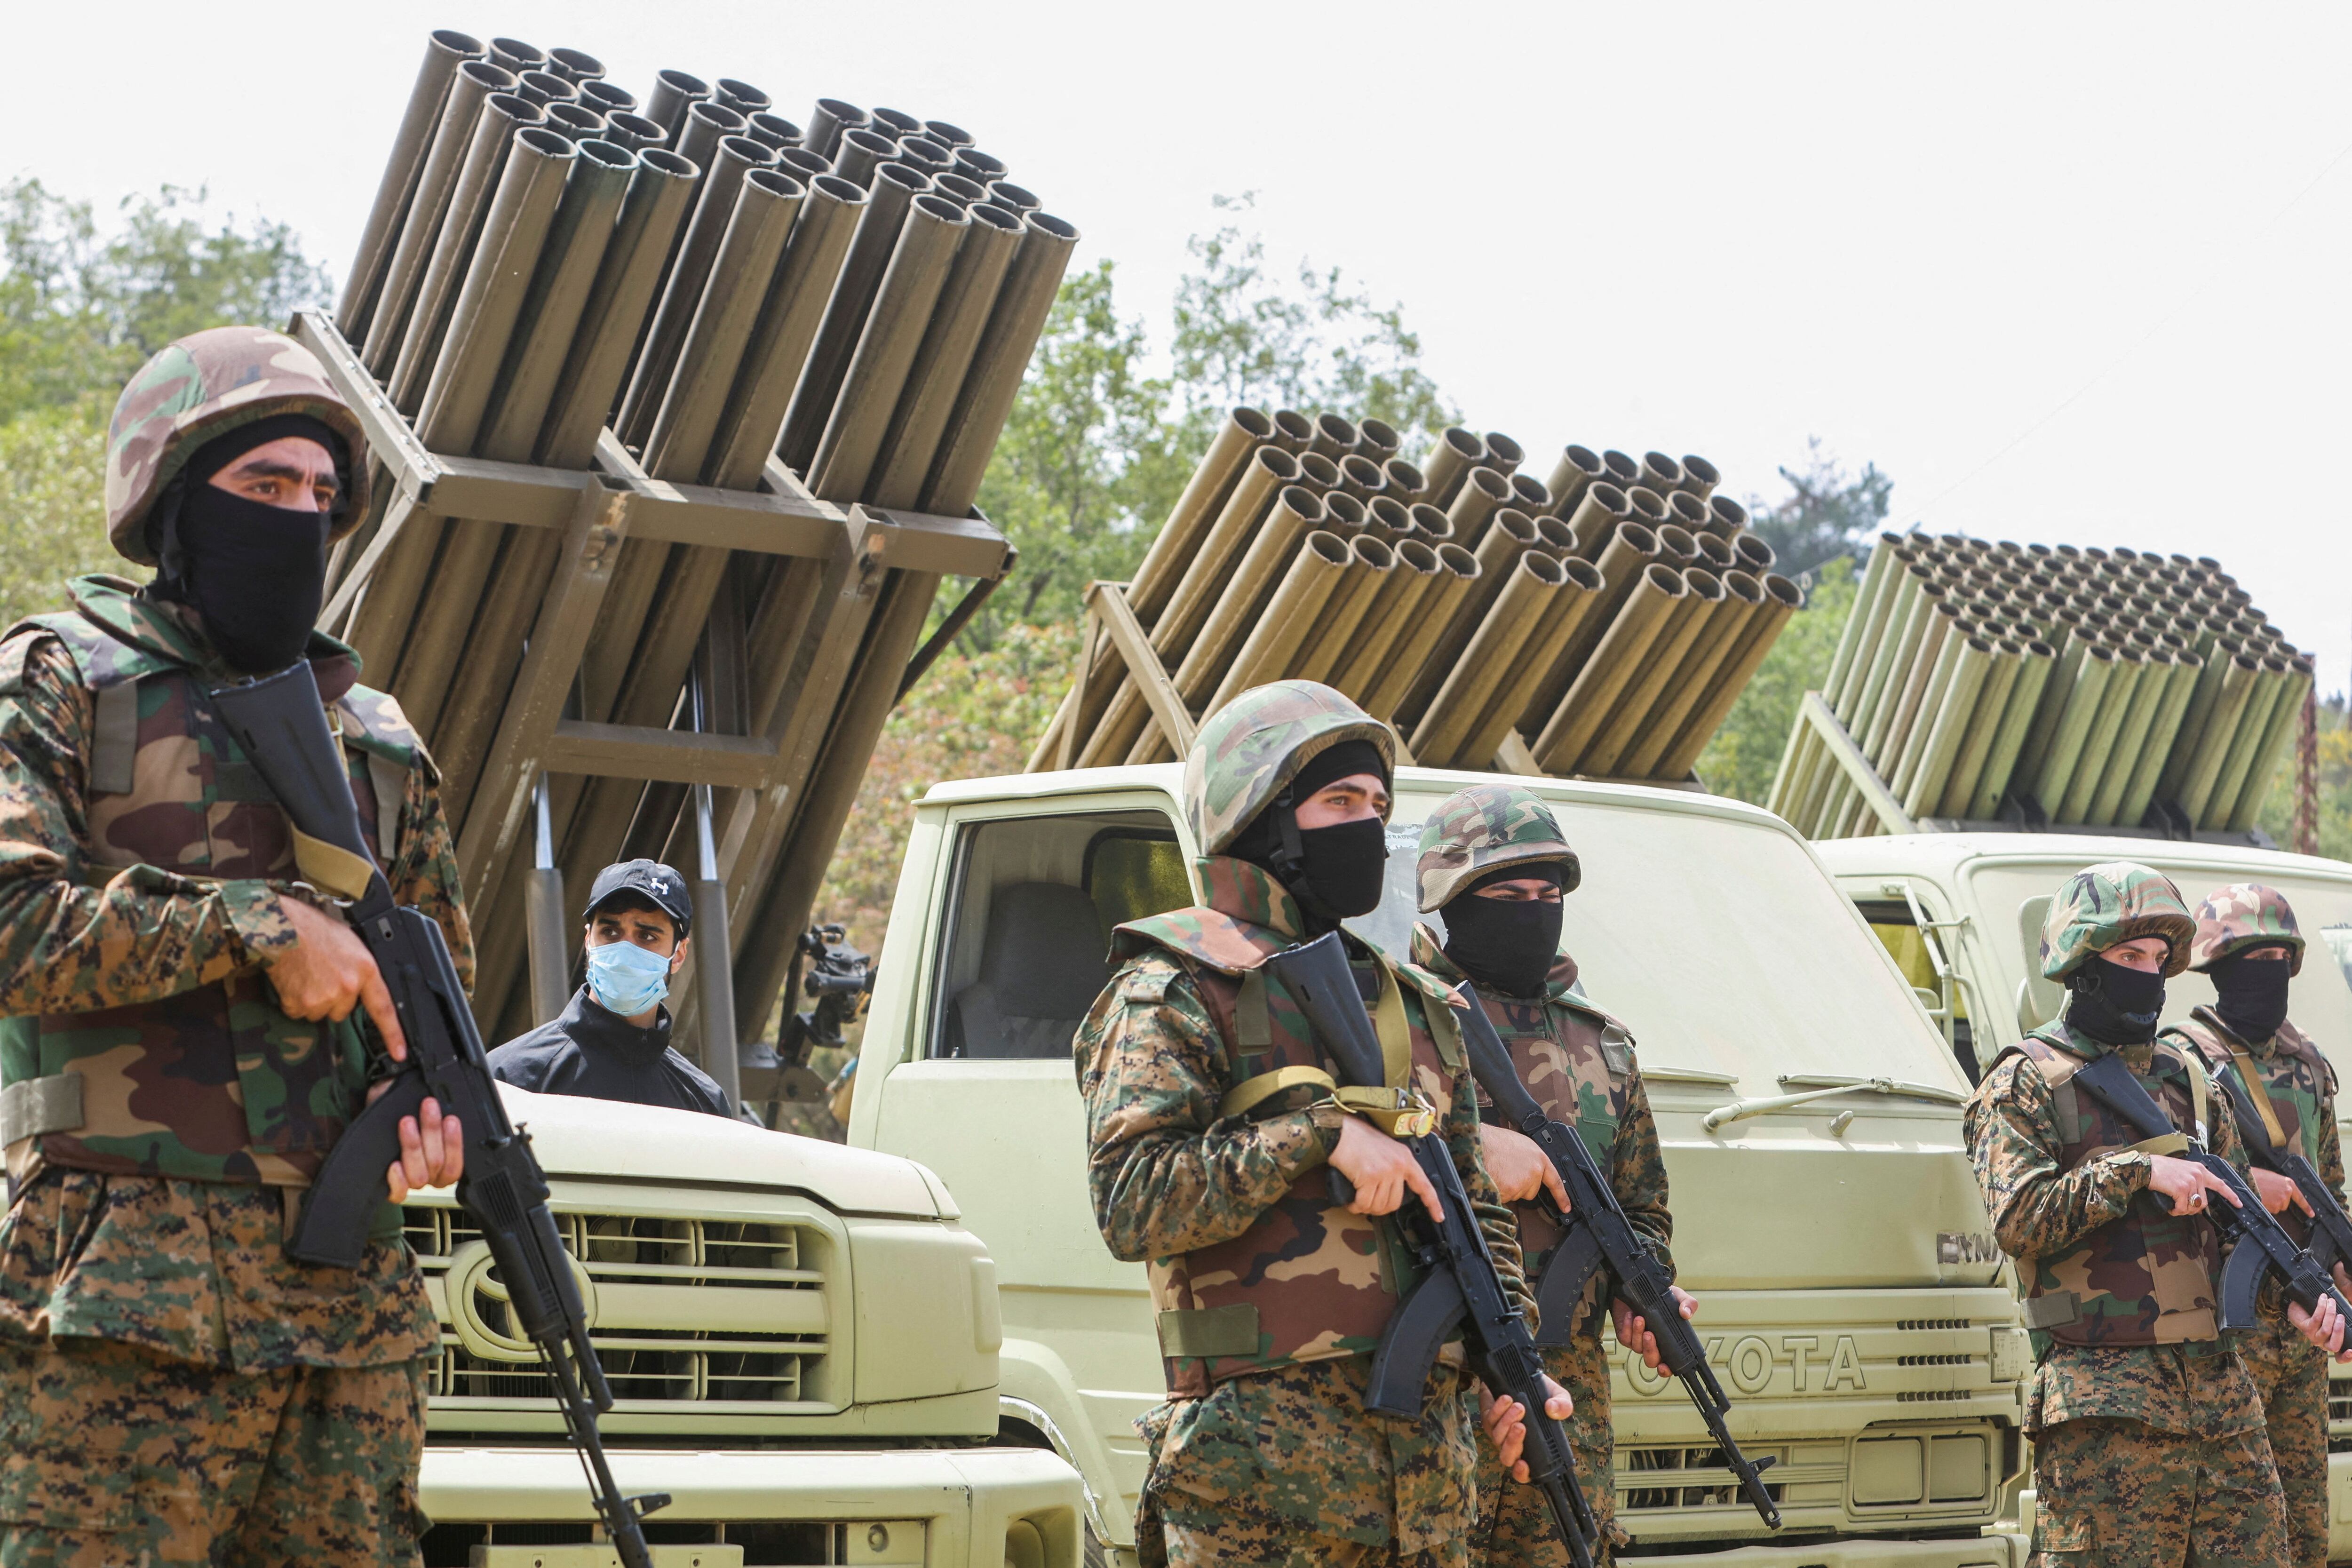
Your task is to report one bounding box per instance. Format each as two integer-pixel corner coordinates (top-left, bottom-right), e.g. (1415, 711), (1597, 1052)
(865, 797), (1191, 1549)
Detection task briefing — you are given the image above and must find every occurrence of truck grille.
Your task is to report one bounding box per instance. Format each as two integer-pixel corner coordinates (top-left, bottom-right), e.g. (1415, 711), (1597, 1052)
(1618, 1442), (1803, 1514)
(403, 1205), (829, 1407)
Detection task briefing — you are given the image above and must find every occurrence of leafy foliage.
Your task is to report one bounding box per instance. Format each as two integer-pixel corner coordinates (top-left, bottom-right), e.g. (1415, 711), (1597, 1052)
(0, 179), (331, 629)
(1745, 437), (1891, 579)
(1693, 555), (1858, 805)
(1168, 193), (1458, 457)
(971, 262), (1189, 636)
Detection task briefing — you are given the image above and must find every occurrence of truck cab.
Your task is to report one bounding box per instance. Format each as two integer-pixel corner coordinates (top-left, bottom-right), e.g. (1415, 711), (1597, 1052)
(851, 764), (2034, 1567)
(1817, 830), (2352, 1559)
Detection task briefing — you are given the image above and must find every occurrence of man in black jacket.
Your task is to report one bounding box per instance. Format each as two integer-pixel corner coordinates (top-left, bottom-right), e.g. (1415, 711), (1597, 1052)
(487, 860), (732, 1118)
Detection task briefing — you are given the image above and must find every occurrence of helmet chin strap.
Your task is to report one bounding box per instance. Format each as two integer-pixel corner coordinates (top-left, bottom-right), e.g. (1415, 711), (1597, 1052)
(1270, 787), (1306, 889)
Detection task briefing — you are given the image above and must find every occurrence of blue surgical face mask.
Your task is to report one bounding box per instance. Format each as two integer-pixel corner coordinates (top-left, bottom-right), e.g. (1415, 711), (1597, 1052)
(586, 938), (672, 1017)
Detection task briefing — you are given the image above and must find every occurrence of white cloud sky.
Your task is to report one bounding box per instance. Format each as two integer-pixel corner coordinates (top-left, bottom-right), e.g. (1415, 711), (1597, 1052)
(21, 1), (2352, 692)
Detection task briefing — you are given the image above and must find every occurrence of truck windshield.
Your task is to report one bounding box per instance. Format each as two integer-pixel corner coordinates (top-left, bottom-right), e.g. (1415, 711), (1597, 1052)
(1966, 860), (2352, 1050)
(1361, 789), (1963, 1093)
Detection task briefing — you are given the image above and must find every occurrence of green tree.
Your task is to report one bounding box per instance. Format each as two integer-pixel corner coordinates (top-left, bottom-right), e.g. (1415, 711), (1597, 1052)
(0, 179), (332, 629)
(1694, 554), (1859, 805)
(1747, 437), (1891, 578)
(970, 261), (1186, 636)
(1170, 193), (1457, 456)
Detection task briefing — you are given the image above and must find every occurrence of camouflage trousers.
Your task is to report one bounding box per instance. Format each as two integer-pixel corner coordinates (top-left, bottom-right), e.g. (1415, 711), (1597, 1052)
(1139, 1354), (1477, 1567)
(0, 1337), (429, 1567)
(2240, 1316), (2329, 1568)
(2028, 1416), (2286, 1567)
(1472, 1332), (1616, 1566)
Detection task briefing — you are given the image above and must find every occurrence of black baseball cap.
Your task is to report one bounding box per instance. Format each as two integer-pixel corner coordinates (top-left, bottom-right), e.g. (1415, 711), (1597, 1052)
(584, 859), (692, 936)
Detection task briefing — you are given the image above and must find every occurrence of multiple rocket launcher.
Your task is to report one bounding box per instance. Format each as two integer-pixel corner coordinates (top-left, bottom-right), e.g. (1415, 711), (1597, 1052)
(1030, 422), (1805, 780)
(327, 30), (1070, 1042)
(1771, 533), (2312, 840)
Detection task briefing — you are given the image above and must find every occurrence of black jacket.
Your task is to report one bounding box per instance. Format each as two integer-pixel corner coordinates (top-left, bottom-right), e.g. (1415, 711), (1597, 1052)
(487, 987), (732, 1119)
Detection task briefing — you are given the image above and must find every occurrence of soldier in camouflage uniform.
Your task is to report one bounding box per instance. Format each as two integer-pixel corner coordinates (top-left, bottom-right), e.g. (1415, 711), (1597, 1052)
(2163, 884), (2346, 1568)
(1077, 681), (1566, 1567)
(0, 327), (469, 1566)
(1408, 784), (1686, 1566)
(1963, 862), (2345, 1567)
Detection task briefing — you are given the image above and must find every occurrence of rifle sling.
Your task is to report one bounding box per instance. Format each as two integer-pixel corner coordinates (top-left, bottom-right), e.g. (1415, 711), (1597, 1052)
(2223, 1046), (2292, 1154)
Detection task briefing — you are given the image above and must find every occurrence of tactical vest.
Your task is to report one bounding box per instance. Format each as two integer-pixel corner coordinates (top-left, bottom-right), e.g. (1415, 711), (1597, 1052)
(1411, 927), (1629, 1276)
(2170, 1010), (2335, 1248)
(2002, 1027), (2223, 1346)
(0, 589), (421, 1187)
(1116, 856), (1469, 1397)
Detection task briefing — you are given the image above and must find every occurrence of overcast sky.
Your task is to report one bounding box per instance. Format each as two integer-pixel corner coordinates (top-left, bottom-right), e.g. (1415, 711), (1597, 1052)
(22, 3), (2352, 693)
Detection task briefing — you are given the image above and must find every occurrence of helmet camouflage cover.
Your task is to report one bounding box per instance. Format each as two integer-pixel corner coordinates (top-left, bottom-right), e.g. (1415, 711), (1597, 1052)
(2039, 860), (2196, 981)
(1184, 680), (1395, 857)
(105, 325), (370, 565)
(2189, 882), (2305, 976)
(1415, 783), (1581, 911)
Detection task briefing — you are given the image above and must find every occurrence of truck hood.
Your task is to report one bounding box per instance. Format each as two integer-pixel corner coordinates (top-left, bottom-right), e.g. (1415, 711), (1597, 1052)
(495, 1083), (947, 1220)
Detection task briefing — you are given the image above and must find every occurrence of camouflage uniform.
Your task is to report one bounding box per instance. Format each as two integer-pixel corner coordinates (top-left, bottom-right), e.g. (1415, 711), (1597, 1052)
(1409, 785), (1672, 1567)
(0, 329), (460, 1567)
(1963, 863), (2287, 1567)
(1079, 682), (1527, 1567)
(2165, 884), (2340, 1568)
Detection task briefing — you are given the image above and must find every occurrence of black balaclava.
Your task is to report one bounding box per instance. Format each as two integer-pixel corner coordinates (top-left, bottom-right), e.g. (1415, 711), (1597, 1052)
(1227, 738), (1390, 933)
(1442, 861), (1565, 997)
(2064, 952), (2169, 1047)
(148, 414), (345, 674)
(2209, 947), (2294, 1043)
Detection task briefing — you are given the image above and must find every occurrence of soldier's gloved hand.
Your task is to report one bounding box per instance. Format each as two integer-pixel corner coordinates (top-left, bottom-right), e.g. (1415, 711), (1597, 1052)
(2249, 1168), (2312, 1218)
(1329, 1114), (1445, 1222)
(1478, 1375), (1574, 1481)
(266, 898), (408, 1060)
(379, 1093), (463, 1202)
(1612, 1288), (1697, 1374)
(2144, 1154), (2239, 1217)
(2287, 1291), (2352, 1362)
(1478, 1124), (1570, 1210)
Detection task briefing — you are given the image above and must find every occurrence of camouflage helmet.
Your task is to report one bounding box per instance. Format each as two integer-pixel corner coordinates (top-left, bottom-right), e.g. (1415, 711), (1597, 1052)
(2038, 861), (2196, 981)
(1415, 783), (1581, 911)
(1184, 680), (1394, 856)
(2188, 883), (2305, 976)
(104, 326), (370, 565)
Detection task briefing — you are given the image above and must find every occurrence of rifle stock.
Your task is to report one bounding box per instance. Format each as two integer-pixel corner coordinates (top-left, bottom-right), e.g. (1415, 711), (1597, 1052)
(1260, 933), (1599, 1568)
(208, 661), (667, 1568)
(1454, 982), (1780, 1529)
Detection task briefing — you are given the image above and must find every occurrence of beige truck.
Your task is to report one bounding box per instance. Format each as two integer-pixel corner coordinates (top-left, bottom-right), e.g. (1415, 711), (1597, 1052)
(399, 1084), (1082, 1567)
(1818, 828), (2352, 1560)
(847, 762), (2038, 1568)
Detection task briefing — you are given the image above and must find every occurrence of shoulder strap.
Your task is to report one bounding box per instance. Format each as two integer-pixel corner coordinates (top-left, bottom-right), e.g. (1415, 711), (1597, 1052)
(334, 684), (424, 770)
(11, 609), (177, 692)
(88, 680), (140, 795)
(1114, 907), (1286, 977)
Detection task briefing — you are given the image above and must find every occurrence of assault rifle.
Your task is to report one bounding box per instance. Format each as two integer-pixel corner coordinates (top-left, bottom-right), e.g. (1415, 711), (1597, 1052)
(1261, 932), (1599, 1568)
(1455, 992), (1781, 1529)
(209, 662), (668, 1568)
(2071, 1051), (2352, 1334)
(2196, 1047), (2352, 1280)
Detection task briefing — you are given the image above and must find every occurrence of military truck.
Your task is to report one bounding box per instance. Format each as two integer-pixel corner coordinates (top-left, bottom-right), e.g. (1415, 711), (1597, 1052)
(1819, 828), (2352, 1560)
(393, 1082), (1080, 1565)
(846, 763), (2036, 1568)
